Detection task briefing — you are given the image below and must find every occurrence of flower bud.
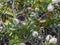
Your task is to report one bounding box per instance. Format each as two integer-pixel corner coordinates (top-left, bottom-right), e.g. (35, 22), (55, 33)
(49, 37), (57, 44)
(32, 31), (38, 37)
(35, 7), (39, 12)
(47, 4), (54, 11)
(20, 43), (26, 45)
(13, 18), (19, 25)
(46, 35), (52, 41)
(52, 0), (58, 4)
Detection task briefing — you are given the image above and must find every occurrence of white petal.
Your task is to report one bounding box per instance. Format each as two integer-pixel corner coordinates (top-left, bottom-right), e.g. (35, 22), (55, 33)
(52, 0), (58, 4)
(13, 19), (19, 25)
(46, 35), (52, 41)
(20, 43), (26, 45)
(32, 31), (38, 37)
(47, 4), (54, 11)
(49, 37), (57, 44)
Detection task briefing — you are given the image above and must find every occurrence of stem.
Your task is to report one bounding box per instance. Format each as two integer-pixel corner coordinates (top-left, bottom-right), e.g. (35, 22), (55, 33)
(12, 1), (16, 18)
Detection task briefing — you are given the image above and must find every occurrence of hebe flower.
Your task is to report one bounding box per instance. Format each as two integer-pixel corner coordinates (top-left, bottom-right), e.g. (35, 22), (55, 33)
(49, 37), (57, 44)
(35, 7), (40, 12)
(20, 43), (26, 45)
(32, 31), (38, 37)
(46, 35), (52, 41)
(47, 4), (54, 11)
(13, 18), (19, 25)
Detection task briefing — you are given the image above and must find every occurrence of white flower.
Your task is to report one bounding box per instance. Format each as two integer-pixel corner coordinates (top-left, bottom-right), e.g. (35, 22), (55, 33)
(20, 43), (26, 45)
(49, 37), (57, 44)
(38, 36), (41, 39)
(52, 0), (59, 4)
(47, 4), (54, 11)
(0, 26), (3, 30)
(46, 35), (52, 41)
(35, 7), (40, 12)
(32, 31), (38, 37)
(13, 18), (19, 25)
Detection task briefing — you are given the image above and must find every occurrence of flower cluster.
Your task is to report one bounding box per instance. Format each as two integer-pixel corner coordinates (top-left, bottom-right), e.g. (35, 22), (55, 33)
(46, 35), (57, 44)
(47, 0), (60, 11)
(0, 0), (60, 45)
